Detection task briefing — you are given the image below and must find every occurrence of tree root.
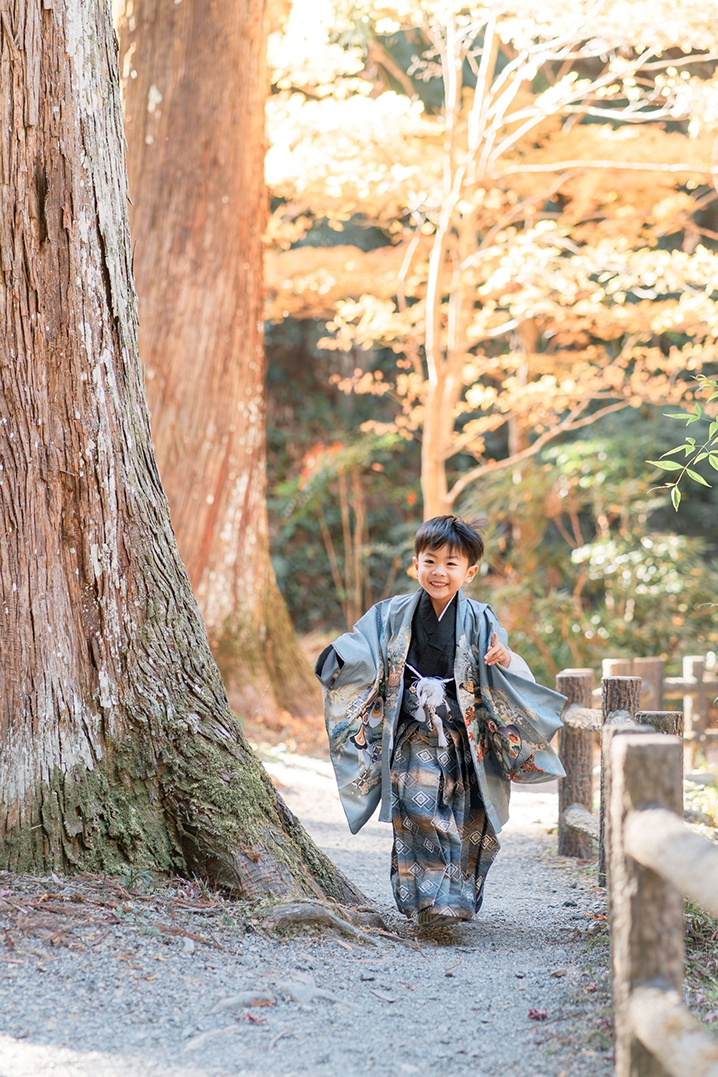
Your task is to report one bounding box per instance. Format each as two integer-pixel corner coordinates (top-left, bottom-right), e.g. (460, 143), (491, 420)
(262, 900), (382, 946)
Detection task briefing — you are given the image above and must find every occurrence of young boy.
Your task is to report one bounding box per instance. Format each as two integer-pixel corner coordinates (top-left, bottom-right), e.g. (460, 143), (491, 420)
(315, 515), (566, 926)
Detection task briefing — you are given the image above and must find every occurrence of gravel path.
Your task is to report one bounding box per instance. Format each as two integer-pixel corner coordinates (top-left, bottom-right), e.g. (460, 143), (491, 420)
(0, 748), (612, 1076)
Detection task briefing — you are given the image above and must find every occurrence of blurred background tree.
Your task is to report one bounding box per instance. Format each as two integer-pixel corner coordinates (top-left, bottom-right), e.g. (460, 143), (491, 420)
(117, 0), (320, 717)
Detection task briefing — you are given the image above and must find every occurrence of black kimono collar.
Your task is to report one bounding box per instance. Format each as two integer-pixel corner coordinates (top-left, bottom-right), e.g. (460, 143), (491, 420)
(406, 589), (458, 679)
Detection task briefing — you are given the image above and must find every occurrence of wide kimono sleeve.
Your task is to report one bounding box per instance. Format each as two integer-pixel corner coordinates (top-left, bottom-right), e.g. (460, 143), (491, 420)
(314, 605), (387, 834)
(479, 605), (566, 785)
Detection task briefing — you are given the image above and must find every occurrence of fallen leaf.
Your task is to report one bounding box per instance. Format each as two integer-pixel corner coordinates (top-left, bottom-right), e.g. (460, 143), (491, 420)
(528, 1008), (548, 1021)
(585, 981), (599, 993)
(550, 969), (567, 978)
(211, 991), (276, 1013)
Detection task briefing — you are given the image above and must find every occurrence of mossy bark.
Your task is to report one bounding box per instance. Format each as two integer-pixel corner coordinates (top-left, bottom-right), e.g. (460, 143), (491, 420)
(117, 0), (320, 719)
(0, 0), (355, 902)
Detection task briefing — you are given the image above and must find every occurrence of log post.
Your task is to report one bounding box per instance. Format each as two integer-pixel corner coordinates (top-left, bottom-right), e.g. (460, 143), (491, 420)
(633, 657), (664, 711)
(556, 670), (596, 857)
(603, 658), (635, 677)
(599, 677), (642, 885)
(609, 735), (684, 1077)
(683, 656), (707, 770)
(636, 711), (684, 803)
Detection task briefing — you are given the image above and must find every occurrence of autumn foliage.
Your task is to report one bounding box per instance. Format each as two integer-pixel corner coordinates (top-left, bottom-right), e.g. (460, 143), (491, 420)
(266, 0), (718, 516)
(265, 0), (718, 678)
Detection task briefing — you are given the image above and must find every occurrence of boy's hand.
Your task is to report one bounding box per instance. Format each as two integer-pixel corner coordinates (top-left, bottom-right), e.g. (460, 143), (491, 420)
(485, 631), (511, 669)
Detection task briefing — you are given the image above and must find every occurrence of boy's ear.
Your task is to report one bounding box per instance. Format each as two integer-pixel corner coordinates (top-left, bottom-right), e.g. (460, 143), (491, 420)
(412, 555), (419, 573)
(465, 563), (479, 583)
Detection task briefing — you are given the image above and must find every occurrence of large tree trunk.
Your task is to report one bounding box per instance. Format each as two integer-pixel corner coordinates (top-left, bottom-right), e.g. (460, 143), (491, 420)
(0, 0), (355, 903)
(117, 0), (319, 718)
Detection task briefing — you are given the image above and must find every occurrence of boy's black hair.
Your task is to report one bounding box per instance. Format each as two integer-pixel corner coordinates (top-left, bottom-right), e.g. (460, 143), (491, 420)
(414, 515), (484, 565)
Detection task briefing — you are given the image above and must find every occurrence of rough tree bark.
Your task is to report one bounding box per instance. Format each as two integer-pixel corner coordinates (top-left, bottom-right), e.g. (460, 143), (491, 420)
(117, 0), (320, 717)
(0, 0), (355, 901)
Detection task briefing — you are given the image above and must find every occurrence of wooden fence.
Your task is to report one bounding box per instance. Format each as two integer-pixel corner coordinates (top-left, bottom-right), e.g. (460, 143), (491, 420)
(601, 655), (718, 758)
(554, 666), (718, 1076)
(610, 735), (718, 1077)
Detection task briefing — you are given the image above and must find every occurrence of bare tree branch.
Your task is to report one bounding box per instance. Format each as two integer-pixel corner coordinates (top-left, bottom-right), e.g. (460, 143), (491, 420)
(447, 400), (632, 503)
(498, 160), (712, 177)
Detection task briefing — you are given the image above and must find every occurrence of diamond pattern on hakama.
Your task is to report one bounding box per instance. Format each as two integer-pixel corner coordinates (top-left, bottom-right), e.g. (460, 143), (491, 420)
(390, 707), (499, 920)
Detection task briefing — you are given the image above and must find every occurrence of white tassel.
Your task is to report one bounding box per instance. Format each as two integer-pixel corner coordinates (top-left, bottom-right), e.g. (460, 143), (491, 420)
(414, 675), (449, 748)
(414, 676), (446, 709)
(433, 714), (448, 749)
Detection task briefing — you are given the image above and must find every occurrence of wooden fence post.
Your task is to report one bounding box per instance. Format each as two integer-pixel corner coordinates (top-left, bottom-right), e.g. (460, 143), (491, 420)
(556, 669), (595, 858)
(636, 711), (684, 798)
(635, 711), (683, 737)
(609, 734), (684, 1077)
(683, 656), (707, 769)
(604, 658), (635, 677)
(599, 676), (642, 886)
(633, 657), (664, 711)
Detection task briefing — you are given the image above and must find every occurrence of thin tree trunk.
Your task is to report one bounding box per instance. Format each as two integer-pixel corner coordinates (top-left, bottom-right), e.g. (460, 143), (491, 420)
(421, 379), (453, 519)
(117, 0), (319, 718)
(0, 0), (356, 903)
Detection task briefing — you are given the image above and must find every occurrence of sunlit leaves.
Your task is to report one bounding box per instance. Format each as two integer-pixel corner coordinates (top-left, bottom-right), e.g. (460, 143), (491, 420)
(267, 0), (718, 509)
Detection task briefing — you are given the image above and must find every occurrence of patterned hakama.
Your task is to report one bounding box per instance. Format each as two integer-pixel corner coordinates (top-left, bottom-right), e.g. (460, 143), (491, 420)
(390, 706), (499, 920)
(389, 591), (500, 921)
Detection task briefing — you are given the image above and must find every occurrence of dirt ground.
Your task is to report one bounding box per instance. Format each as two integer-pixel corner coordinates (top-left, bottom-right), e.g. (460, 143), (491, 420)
(0, 741), (615, 1077)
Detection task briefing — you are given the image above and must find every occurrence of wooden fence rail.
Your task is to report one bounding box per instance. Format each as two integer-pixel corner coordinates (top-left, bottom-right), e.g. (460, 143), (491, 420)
(609, 734), (718, 1077)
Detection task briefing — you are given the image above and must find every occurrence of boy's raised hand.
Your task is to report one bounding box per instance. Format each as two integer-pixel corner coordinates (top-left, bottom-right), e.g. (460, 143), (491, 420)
(484, 631), (512, 669)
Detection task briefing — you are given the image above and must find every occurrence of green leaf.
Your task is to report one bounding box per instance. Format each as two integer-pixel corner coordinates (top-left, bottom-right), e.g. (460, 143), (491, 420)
(694, 404), (703, 417)
(686, 468), (712, 487)
(660, 446), (687, 457)
(709, 421), (718, 439)
(663, 411), (690, 419)
(671, 485), (681, 511)
(647, 459), (683, 471)
(695, 452), (708, 463)
(707, 455), (718, 472)
(686, 415), (701, 425)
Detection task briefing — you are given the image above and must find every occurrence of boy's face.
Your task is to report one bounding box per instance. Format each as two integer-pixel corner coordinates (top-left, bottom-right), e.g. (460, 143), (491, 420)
(412, 544), (479, 611)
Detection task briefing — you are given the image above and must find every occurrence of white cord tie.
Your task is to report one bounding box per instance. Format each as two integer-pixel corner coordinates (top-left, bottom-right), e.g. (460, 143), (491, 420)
(406, 664), (451, 747)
